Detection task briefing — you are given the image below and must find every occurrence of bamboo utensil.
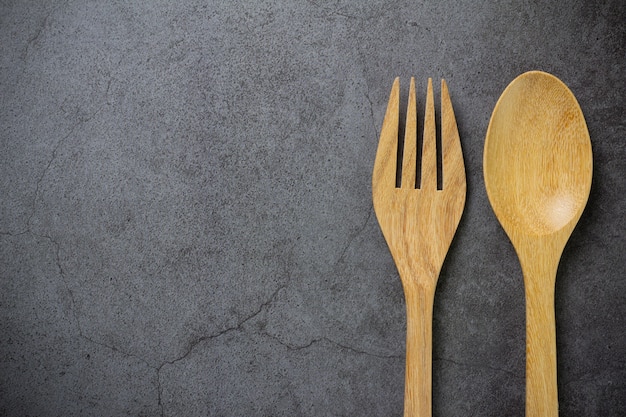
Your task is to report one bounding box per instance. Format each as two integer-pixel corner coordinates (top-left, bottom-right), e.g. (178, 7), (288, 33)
(373, 78), (466, 417)
(483, 71), (593, 416)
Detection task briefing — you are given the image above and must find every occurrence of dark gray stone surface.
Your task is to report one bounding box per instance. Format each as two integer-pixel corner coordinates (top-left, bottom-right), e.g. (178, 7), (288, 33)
(1, 1), (624, 416)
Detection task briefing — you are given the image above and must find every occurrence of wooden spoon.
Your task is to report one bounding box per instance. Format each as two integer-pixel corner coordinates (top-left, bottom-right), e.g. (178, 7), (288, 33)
(483, 71), (592, 416)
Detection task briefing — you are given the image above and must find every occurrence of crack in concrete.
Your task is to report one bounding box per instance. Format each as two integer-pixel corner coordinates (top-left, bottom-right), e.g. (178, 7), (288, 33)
(0, 230), (29, 237)
(364, 86), (377, 135)
(156, 372), (166, 417)
(6, 230), (161, 413)
(23, 29), (119, 235)
(357, 50), (385, 153)
(335, 206), (373, 265)
(263, 331), (402, 359)
(3, 231), (128, 365)
(28, 232), (148, 365)
(434, 356), (523, 379)
(21, 10), (51, 60)
(29, 232), (79, 328)
(9, 84), (285, 413)
(167, 284), (287, 367)
(325, 337), (402, 359)
(80, 332), (154, 368)
(20, 0), (70, 60)
(154, 283), (287, 416)
(25, 104), (106, 234)
(78, 329), (163, 417)
(12, 231), (526, 415)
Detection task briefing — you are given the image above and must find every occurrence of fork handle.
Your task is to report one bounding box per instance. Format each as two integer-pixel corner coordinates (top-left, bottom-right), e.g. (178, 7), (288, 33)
(404, 286), (435, 417)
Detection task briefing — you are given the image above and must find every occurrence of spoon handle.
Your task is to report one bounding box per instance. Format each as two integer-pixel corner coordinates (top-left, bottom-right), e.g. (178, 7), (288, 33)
(403, 286), (435, 417)
(524, 267), (558, 417)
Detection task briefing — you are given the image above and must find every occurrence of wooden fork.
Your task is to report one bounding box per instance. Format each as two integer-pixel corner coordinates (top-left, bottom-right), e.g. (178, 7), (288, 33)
(372, 77), (466, 417)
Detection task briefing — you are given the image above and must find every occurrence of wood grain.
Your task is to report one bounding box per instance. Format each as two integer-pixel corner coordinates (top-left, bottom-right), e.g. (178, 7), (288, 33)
(373, 78), (466, 417)
(483, 71), (593, 417)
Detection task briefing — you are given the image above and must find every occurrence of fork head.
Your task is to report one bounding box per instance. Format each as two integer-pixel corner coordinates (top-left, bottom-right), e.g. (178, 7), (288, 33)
(372, 77), (466, 288)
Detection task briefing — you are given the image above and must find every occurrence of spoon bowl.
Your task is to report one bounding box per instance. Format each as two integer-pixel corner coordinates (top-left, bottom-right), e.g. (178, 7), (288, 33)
(484, 71), (592, 239)
(484, 71), (592, 417)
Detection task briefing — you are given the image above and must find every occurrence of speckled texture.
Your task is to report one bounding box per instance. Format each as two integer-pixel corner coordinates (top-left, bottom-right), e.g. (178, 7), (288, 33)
(1, 1), (624, 416)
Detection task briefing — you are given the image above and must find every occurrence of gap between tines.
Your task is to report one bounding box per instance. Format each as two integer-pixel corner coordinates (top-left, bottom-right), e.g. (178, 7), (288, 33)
(435, 86), (443, 191)
(394, 78), (444, 190)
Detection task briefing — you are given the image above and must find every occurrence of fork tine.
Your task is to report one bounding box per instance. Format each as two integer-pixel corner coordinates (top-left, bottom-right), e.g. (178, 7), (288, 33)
(401, 77), (417, 189)
(373, 77), (400, 187)
(421, 78), (437, 190)
(441, 79), (465, 189)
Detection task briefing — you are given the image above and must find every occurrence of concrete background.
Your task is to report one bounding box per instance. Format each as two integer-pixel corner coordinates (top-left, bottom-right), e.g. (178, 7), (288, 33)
(1, 1), (624, 416)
